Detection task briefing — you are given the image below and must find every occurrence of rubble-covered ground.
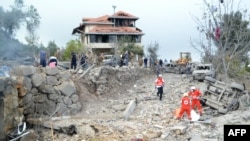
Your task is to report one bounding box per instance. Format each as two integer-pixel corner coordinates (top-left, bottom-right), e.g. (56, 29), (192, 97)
(18, 65), (250, 141)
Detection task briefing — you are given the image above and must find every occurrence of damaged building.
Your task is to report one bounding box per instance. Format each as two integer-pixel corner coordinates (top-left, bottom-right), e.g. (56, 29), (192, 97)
(72, 11), (144, 54)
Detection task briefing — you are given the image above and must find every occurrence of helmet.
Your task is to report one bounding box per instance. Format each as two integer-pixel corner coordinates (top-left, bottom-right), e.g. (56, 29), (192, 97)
(183, 92), (188, 97)
(158, 74), (162, 77)
(190, 86), (196, 90)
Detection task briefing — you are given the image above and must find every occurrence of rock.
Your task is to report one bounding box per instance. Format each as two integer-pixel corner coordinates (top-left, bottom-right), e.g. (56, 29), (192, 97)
(46, 75), (59, 86)
(112, 104), (126, 111)
(31, 73), (45, 87)
(45, 67), (59, 76)
(38, 84), (55, 94)
(0, 78), (5, 92)
(123, 99), (137, 120)
(20, 65), (36, 76)
(71, 94), (79, 103)
(170, 125), (188, 135)
(144, 130), (162, 139)
(56, 81), (76, 96)
(77, 125), (96, 137)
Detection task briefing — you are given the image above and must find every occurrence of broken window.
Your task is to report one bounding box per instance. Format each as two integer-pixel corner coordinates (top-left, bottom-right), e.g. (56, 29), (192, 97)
(90, 35), (96, 43)
(90, 35), (113, 43)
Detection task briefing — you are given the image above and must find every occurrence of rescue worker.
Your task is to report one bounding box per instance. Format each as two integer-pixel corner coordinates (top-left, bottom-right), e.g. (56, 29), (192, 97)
(39, 50), (47, 67)
(48, 56), (58, 66)
(188, 86), (203, 116)
(71, 52), (77, 70)
(80, 53), (88, 69)
(143, 57), (148, 68)
(154, 74), (165, 101)
(177, 92), (192, 120)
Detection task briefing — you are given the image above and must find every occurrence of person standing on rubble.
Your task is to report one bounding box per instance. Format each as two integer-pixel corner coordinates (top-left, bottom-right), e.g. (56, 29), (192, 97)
(188, 86), (203, 116)
(39, 50), (47, 67)
(144, 57), (148, 68)
(48, 56), (58, 68)
(177, 92), (192, 120)
(159, 59), (163, 68)
(124, 51), (129, 66)
(71, 51), (77, 70)
(154, 74), (165, 101)
(155, 61), (161, 77)
(80, 53), (88, 69)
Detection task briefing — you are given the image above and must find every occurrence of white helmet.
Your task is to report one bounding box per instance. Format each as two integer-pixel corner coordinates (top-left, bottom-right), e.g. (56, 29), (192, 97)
(183, 92), (188, 97)
(190, 86), (196, 90)
(158, 74), (162, 77)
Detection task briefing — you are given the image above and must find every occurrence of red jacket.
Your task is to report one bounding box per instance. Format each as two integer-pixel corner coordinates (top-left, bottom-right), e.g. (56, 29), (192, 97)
(181, 96), (191, 108)
(155, 78), (165, 87)
(189, 89), (202, 99)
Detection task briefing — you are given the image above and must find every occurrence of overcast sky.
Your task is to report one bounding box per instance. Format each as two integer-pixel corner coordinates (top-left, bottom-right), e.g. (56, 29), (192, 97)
(1, 0), (250, 61)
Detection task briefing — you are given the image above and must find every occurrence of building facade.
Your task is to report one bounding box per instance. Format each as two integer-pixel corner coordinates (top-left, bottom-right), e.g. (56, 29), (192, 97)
(72, 11), (144, 54)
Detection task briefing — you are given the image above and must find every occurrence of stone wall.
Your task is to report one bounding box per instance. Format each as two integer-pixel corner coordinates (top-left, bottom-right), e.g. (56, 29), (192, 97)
(0, 65), (148, 140)
(0, 77), (23, 141)
(12, 66), (82, 119)
(0, 65), (82, 140)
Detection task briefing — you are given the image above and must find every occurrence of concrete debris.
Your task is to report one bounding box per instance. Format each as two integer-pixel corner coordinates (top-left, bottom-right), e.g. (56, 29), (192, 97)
(1, 63), (250, 141)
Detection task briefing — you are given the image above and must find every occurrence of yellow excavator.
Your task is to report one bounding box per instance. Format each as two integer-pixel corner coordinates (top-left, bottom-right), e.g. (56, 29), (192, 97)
(173, 52), (192, 74)
(176, 52), (192, 65)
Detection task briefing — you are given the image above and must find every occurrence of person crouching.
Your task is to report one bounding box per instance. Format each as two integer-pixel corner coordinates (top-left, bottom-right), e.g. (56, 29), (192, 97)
(177, 92), (192, 120)
(48, 56), (58, 68)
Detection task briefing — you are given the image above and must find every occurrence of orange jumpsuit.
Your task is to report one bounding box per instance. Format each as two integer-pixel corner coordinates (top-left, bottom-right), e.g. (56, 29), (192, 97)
(189, 89), (203, 115)
(177, 96), (191, 120)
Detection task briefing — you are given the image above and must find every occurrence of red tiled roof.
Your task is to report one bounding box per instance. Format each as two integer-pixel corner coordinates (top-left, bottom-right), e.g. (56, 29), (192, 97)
(111, 11), (138, 19)
(82, 11), (138, 23)
(82, 15), (111, 23)
(88, 26), (143, 34)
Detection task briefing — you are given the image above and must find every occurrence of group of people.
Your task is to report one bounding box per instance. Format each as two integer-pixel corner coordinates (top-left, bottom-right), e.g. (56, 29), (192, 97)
(154, 73), (203, 121)
(177, 86), (203, 120)
(120, 51), (129, 67)
(39, 50), (88, 70)
(71, 52), (88, 70)
(39, 50), (58, 68)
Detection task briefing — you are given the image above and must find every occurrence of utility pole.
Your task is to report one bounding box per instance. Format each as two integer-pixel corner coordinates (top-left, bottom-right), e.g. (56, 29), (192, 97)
(112, 5), (117, 56)
(112, 5), (116, 27)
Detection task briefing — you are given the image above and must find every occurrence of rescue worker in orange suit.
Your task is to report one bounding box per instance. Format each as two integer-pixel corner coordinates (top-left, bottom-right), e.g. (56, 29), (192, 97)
(177, 93), (192, 120)
(188, 86), (203, 116)
(154, 74), (165, 101)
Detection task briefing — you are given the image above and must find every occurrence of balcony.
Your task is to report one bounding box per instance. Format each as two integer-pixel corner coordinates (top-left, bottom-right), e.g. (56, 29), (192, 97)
(87, 43), (114, 49)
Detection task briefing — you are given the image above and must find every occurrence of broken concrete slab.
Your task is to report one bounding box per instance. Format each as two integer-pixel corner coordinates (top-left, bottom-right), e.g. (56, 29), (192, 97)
(123, 99), (137, 120)
(170, 125), (188, 135)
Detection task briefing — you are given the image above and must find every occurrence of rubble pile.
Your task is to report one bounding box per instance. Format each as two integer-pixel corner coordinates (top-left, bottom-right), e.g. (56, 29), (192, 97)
(0, 64), (149, 140)
(9, 65), (82, 119)
(34, 72), (250, 141)
(1, 63), (250, 141)
(0, 77), (23, 141)
(78, 66), (149, 96)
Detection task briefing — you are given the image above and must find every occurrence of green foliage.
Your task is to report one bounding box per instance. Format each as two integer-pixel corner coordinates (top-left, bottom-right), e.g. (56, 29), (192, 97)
(219, 11), (250, 54)
(117, 36), (144, 56)
(47, 41), (59, 57)
(62, 39), (82, 61)
(147, 41), (159, 62)
(0, 0), (40, 39)
(24, 5), (40, 48)
(245, 59), (250, 72)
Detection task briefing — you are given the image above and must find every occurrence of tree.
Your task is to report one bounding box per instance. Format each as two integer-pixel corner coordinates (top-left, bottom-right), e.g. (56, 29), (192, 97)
(0, 0), (40, 39)
(62, 39), (82, 61)
(117, 36), (144, 66)
(46, 41), (59, 57)
(147, 41), (159, 69)
(117, 36), (144, 56)
(24, 5), (41, 55)
(191, 0), (250, 80)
